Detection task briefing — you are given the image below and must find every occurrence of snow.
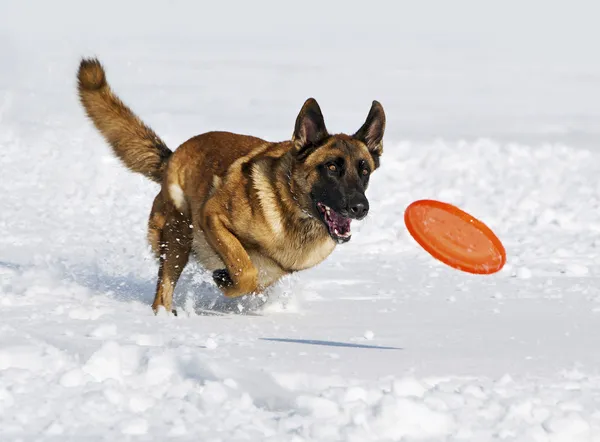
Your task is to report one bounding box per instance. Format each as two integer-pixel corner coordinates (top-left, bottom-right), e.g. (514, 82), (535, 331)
(2, 1), (600, 440)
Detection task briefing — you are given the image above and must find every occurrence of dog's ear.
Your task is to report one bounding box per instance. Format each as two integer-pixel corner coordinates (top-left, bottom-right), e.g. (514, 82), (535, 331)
(292, 98), (329, 155)
(354, 101), (386, 163)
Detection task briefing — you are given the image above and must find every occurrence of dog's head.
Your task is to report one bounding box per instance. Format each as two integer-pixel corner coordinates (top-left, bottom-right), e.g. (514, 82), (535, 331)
(290, 98), (386, 244)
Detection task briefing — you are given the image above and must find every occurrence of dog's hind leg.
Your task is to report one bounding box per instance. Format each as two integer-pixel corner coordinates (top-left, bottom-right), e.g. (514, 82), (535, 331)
(151, 202), (192, 315)
(148, 192), (167, 259)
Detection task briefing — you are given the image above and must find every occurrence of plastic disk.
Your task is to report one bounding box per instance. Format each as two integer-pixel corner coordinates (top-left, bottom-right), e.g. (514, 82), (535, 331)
(404, 199), (506, 274)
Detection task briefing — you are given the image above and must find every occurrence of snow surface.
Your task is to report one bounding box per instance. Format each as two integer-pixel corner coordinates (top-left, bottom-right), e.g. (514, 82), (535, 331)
(2, 1), (600, 440)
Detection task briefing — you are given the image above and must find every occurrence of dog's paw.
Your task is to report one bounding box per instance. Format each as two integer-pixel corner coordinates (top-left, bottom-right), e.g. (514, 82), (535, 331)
(153, 305), (178, 317)
(213, 269), (233, 288)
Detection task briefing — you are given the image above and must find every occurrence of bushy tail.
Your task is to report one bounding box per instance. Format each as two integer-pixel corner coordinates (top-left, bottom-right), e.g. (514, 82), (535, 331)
(77, 58), (172, 183)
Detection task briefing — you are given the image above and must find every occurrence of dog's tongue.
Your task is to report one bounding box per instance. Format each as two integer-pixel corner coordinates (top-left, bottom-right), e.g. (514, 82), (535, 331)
(330, 210), (351, 234)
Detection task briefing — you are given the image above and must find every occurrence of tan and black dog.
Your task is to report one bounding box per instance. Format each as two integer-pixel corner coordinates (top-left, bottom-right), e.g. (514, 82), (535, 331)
(77, 58), (386, 314)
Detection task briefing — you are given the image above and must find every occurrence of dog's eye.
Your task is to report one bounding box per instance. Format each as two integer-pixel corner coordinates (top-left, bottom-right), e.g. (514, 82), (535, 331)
(327, 163), (337, 172)
(358, 160), (369, 177)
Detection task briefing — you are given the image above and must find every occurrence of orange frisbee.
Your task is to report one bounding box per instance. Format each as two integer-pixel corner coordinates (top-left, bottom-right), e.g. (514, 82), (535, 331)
(404, 199), (506, 274)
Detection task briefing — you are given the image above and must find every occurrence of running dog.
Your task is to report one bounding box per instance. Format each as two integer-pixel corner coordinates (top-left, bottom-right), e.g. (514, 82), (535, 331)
(77, 58), (386, 314)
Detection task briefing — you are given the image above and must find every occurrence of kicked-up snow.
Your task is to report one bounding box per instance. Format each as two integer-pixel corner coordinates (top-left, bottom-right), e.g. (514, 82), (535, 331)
(2, 1), (600, 440)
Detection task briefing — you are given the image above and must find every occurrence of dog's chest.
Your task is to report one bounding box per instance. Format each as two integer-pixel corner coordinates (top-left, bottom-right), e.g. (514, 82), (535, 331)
(276, 237), (336, 271)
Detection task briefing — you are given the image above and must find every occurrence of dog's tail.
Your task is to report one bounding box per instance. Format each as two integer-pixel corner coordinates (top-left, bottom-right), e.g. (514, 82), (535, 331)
(77, 58), (172, 183)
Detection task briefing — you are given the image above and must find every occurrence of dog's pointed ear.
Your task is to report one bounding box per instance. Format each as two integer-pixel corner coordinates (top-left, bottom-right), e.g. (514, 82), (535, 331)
(292, 98), (329, 154)
(354, 100), (386, 162)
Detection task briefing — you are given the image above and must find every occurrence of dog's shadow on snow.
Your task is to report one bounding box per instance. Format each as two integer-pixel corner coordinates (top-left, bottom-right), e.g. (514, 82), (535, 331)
(261, 338), (402, 350)
(59, 262), (267, 316)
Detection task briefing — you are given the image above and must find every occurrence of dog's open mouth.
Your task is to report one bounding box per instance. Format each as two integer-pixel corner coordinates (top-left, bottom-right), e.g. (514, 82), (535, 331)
(317, 202), (352, 243)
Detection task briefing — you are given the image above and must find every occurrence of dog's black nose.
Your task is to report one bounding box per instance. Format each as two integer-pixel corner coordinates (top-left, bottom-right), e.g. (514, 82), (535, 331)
(348, 198), (369, 220)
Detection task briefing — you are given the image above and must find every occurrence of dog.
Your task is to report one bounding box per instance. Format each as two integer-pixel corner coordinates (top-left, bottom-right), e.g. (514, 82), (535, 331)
(77, 58), (386, 314)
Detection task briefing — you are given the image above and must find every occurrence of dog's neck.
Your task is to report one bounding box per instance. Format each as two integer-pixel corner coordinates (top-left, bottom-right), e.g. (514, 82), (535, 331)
(274, 153), (313, 220)
(249, 146), (330, 245)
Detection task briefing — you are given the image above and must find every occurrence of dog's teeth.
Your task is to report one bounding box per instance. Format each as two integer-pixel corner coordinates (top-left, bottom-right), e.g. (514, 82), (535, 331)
(334, 228), (339, 235)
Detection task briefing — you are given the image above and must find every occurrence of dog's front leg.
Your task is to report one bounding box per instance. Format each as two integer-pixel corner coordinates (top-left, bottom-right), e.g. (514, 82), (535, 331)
(202, 211), (258, 298)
